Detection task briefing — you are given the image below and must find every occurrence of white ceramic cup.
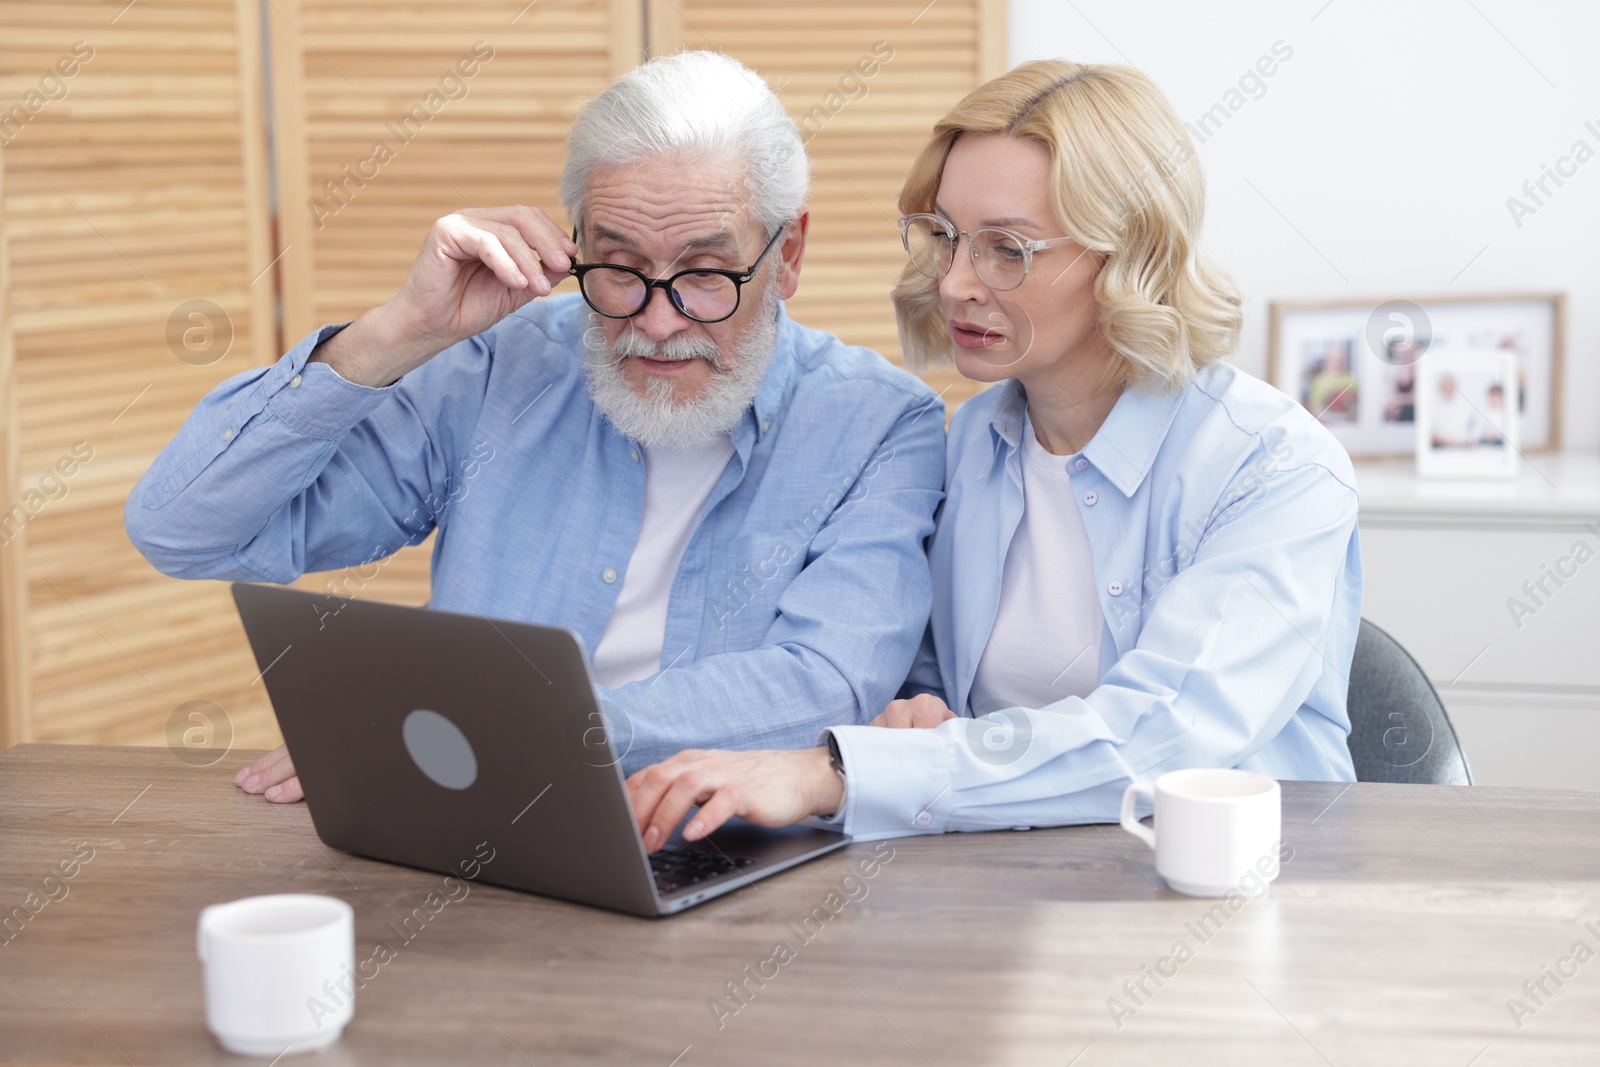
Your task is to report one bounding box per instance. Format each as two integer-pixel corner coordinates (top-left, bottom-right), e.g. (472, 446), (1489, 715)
(196, 893), (355, 1055)
(1119, 768), (1282, 897)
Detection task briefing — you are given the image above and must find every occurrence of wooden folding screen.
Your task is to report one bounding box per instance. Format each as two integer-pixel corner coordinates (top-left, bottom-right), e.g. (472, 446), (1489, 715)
(1, 0), (276, 747)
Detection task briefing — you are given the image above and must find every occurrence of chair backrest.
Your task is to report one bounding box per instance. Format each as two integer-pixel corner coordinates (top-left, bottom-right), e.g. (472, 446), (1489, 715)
(1345, 618), (1472, 785)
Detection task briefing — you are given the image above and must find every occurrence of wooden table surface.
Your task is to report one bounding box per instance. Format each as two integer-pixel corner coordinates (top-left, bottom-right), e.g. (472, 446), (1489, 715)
(2, 745), (1598, 1066)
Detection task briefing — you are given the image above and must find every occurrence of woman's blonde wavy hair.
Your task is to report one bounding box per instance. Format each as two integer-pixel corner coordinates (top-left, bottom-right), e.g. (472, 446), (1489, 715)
(893, 60), (1242, 391)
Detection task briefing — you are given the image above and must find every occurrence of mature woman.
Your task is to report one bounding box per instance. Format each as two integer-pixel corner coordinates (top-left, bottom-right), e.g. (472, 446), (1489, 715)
(628, 60), (1361, 848)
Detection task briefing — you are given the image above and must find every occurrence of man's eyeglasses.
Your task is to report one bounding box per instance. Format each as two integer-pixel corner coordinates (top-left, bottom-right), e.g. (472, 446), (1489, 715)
(898, 212), (1078, 292)
(569, 225), (786, 324)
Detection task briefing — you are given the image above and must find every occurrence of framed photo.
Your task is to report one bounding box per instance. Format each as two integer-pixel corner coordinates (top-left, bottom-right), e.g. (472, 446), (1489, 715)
(1415, 350), (1519, 478)
(1268, 293), (1563, 457)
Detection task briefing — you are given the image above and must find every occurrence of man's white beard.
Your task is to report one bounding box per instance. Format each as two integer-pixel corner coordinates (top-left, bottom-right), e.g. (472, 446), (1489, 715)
(582, 283), (780, 449)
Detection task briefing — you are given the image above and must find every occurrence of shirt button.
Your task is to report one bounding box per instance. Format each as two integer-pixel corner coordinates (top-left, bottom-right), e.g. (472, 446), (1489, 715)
(1083, 490), (1098, 506)
(913, 811), (933, 828)
(629, 448), (640, 463)
(222, 429), (234, 442)
(1074, 457), (1088, 472)
(601, 567), (618, 584)
(289, 373), (302, 388)
(761, 419), (771, 433)
(1108, 580), (1123, 596)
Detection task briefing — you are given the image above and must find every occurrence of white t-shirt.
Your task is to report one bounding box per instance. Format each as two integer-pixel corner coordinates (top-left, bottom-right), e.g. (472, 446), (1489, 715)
(967, 413), (1104, 715)
(590, 438), (731, 689)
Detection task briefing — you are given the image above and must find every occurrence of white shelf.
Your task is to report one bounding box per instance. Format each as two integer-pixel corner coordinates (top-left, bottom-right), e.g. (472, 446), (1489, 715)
(1354, 451), (1600, 528)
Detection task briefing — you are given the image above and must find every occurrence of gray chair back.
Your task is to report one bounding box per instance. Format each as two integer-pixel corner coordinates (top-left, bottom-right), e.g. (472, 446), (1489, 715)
(1345, 618), (1472, 785)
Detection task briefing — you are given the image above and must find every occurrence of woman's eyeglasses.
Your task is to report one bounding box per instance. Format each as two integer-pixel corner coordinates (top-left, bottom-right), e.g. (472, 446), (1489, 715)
(898, 212), (1078, 292)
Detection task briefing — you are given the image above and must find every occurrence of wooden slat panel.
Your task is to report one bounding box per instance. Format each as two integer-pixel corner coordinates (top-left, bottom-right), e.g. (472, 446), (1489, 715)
(0, 143), (32, 747)
(270, 0), (635, 617)
(273, 0), (634, 339)
(647, 0), (1000, 413)
(1, 0), (278, 747)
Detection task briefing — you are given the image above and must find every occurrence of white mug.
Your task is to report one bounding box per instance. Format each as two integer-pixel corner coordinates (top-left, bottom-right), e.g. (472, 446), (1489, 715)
(197, 893), (355, 1055)
(1119, 768), (1282, 897)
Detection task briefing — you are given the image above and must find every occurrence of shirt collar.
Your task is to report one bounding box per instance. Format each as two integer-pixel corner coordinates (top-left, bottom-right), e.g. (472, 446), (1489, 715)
(750, 306), (796, 443)
(988, 379), (1028, 450)
(720, 303), (795, 465)
(988, 375), (1187, 497)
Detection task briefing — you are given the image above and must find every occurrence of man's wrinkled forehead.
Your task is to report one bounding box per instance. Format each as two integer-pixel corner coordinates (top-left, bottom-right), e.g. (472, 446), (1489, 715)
(587, 220), (741, 257)
(582, 157), (756, 248)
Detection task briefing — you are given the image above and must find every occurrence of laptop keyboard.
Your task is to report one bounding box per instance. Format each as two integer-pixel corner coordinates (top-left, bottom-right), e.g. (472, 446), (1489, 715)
(650, 845), (756, 895)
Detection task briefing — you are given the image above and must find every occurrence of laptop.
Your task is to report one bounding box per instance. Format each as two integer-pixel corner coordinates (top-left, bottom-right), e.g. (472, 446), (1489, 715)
(231, 583), (850, 917)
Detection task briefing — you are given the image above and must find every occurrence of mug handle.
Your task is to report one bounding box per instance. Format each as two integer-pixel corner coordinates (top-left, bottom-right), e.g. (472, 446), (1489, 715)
(1120, 780), (1156, 850)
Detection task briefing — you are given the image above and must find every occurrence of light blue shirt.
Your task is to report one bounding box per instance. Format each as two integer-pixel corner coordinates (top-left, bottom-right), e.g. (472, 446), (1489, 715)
(824, 363), (1362, 839)
(125, 294), (945, 775)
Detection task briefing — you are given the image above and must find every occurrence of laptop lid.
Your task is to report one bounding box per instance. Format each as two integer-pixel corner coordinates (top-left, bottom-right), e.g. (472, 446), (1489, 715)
(232, 582), (662, 915)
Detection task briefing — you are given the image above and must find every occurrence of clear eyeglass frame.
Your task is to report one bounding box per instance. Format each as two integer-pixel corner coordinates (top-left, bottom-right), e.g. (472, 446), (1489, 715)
(897, 212), (1079, 292)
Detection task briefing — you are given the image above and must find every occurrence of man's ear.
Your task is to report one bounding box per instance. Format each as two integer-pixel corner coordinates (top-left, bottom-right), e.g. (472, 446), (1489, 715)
(776, 208), (810, 301)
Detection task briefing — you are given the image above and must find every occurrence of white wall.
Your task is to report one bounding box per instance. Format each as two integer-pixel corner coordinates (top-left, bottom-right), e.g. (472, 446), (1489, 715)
(1009, 0), (1598, 451)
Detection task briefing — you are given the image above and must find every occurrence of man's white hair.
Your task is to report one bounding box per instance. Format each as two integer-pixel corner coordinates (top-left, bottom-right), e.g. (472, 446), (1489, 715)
(560, 51), (809, 233)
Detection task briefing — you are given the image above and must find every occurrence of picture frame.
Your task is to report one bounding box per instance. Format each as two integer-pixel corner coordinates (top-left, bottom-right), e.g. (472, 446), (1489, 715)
(1415, 350), (1520, 478)
(1267, 293), (1564, 457)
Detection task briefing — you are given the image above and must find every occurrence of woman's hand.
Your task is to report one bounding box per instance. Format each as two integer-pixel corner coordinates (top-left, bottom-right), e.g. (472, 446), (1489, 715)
(872, 693), (956, 729)
(626, 747), (844, 852)
(234, 744), (304, 803)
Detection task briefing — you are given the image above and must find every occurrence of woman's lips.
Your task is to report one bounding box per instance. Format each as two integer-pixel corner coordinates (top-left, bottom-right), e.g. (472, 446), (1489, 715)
(950, 319), (1003, 349)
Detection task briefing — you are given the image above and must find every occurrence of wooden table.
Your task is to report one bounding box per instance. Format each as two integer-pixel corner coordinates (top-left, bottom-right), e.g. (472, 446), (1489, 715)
(2, 745), (1598, 1065)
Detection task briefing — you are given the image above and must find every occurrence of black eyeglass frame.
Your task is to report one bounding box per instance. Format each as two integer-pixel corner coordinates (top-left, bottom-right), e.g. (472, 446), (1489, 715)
(567, 224), (787, 324)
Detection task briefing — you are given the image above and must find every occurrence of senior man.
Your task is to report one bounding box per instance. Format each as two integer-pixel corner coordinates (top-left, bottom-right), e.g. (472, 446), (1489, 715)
(125, 52), (944, 801)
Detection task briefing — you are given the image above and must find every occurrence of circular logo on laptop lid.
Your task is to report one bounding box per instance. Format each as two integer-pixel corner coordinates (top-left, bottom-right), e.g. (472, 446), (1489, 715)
(402, 709), (478, 790)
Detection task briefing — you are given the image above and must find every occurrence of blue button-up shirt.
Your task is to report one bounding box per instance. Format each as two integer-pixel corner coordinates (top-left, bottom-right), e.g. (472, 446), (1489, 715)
(824, 362), (1362, 839)
(126, 294), (945, 774)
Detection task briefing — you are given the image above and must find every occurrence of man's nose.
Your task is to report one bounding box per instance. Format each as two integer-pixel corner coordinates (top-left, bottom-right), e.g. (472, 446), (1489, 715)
(630, 285), (692, 342)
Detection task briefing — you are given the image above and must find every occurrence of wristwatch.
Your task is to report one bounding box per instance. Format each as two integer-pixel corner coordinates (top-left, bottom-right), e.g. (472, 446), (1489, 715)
(823, 732), (847, 820)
